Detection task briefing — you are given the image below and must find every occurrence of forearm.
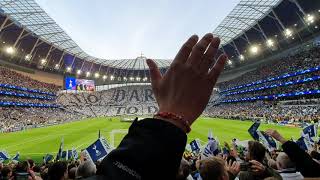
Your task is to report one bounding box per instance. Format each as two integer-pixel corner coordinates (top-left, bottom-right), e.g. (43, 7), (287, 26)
(97, 118), (187, 179)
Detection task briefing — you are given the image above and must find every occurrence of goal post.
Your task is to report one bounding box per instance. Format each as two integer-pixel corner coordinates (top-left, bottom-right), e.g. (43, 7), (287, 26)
(109, 129), (128, 148)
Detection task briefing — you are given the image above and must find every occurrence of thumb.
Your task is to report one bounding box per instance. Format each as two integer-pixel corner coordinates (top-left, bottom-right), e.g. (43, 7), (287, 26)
(146, 59), (162, 87)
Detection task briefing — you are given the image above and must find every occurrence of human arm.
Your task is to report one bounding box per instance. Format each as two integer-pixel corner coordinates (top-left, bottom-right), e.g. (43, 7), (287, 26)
(96, 34), (227, 180)
(266, 129), (320, 177)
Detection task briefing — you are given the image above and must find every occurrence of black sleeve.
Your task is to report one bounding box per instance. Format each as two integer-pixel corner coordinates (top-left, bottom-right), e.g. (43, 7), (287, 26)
(96, 118), (187, 180)
(282, 141), (320, 177)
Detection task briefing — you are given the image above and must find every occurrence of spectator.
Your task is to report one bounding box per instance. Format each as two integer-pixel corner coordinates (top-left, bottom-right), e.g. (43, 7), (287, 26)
(266, 129), (320, 177)
(239, 141), (281, 180)
(276, 152), (304, 180)
(75, 161), (96, 179)
(1, 166), (12, 180)
(48, 161), (68, 180)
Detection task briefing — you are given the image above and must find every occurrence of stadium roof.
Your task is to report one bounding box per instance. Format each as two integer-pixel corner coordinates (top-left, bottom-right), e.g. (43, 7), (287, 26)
(0, 0), (319, 84)
(214, 0), (283, 45)
(0, 0), (171, 69)
(0, 0), (281, 68)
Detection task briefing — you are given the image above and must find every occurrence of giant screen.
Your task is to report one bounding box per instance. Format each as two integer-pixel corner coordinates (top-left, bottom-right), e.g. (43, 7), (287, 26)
(65, 76), (95, 91)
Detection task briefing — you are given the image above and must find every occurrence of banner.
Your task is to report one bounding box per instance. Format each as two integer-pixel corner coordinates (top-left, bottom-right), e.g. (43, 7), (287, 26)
(0, 151), (10, 162)
(248, 122), (260, 140)
(257, 131), (277, 151)
(83, 138), (112, 162)
(190, 139), (201, 153)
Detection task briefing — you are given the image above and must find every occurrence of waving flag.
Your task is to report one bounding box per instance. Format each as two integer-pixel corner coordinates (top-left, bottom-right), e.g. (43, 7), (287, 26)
(302, 124), (317, 140)
(61, 150), (73, 160)
(72, 148), (78, 160)
(190, 139), (201, 153)
(83, 138), (112, 162)
(257, 131), (277, 151)
(56, 138), (64, 161)
(43, 154), (54, 164)
(296, 137), (313, 151)
(248, 122), (260, 140)
(202, 130), (219, 158)
(12, 152), (20, 163)
(0, 151), (10, 162)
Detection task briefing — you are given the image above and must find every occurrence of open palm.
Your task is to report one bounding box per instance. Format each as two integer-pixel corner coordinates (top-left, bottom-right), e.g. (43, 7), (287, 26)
(147, 33), (227, 125)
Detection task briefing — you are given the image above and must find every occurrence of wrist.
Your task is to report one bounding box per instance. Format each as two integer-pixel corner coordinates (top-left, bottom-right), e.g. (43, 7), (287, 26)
(154, 111), (191, 133)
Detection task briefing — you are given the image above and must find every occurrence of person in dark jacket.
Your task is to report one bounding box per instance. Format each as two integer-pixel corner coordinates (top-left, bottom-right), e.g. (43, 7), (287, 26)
(238, 141), (282, 180)
(266, 129), (320, 178)
(86, 33), (227, 180)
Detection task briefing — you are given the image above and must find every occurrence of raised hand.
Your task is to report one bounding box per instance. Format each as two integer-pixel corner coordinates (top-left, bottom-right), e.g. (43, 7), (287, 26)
(265, 129), (287, 144)
(147, 33), (227, 129)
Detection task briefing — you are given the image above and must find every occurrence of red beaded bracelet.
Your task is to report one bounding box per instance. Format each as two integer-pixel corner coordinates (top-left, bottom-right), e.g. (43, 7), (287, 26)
(154, 112), (191, 133)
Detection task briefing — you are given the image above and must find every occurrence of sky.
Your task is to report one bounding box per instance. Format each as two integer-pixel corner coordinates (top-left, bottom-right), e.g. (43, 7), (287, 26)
(35, 0), (240, 59)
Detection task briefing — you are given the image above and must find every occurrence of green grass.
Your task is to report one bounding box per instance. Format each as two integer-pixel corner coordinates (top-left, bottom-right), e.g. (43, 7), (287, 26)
(0, 117), (302, 163)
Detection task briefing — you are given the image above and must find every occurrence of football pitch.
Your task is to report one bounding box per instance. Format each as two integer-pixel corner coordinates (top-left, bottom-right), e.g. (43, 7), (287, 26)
(0, 117), (302, 163)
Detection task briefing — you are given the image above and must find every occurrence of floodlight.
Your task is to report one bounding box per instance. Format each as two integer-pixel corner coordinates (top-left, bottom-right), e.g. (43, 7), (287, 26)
(110, 75), (115, 80)
(130, 77), (134, 81)
(227, 60), (232, 65)
(102, 75), (107, 80)
(143, 77), (148, 81)
(94, 72), (100, 78)
(77, 70), (82, 75)
(66, 66), (72, 72)
(54, 64), (60, 69)
(266, 39), (274, 47)
(136, 77), (141, 81)
(284, 28), (293, 38)
(306, 14), (315, 24)
(5, 46), (15, 54)
(250, 45), (259, 55)
(316, 26), (318, 29)
(123, 77), (127, 81)
(40, 59), (47, 65)
(25, 54), (32, 61)
(86, 71), (91, 77)
(239, 55), (245, 61)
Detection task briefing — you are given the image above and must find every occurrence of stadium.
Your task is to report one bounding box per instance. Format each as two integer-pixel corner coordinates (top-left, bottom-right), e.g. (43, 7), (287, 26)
(0, 0), (319, 179)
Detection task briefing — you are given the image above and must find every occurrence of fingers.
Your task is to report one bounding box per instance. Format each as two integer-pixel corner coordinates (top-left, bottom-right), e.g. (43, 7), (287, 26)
(199, 37), (220, 73)
(187, 33), (213, 66)
(208, 54), (227, 82)
(146, 59), (162, 88)
(173, 35), (199, 64)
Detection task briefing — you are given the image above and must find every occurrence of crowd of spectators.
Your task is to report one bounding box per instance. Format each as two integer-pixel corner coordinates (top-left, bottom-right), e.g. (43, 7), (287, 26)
(0, 66), (61, 93)
(218, 46), (320, 91)
(1, 129), (319, 180)
(206, 101), (319, 123)
(0, 107), (84, 132)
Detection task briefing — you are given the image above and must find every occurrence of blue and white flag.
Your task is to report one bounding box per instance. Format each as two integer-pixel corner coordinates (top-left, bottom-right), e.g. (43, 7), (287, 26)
(201, 130), (219, 158)
(296, 137), (313, 151)
(61, 150), (73, 160)
(43, 154), (54, 164)
(56, 138), (64, 161)
(190, 139), (201, 153)
(302, 124), (317, 141)
(72, 148), (78, 160)
(248, 122), (260, 141)
(12, 152), (20, 163)
(257, 131), (277, 151)
(83, 138), (112, 162)
(0, 151), (10, 163)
